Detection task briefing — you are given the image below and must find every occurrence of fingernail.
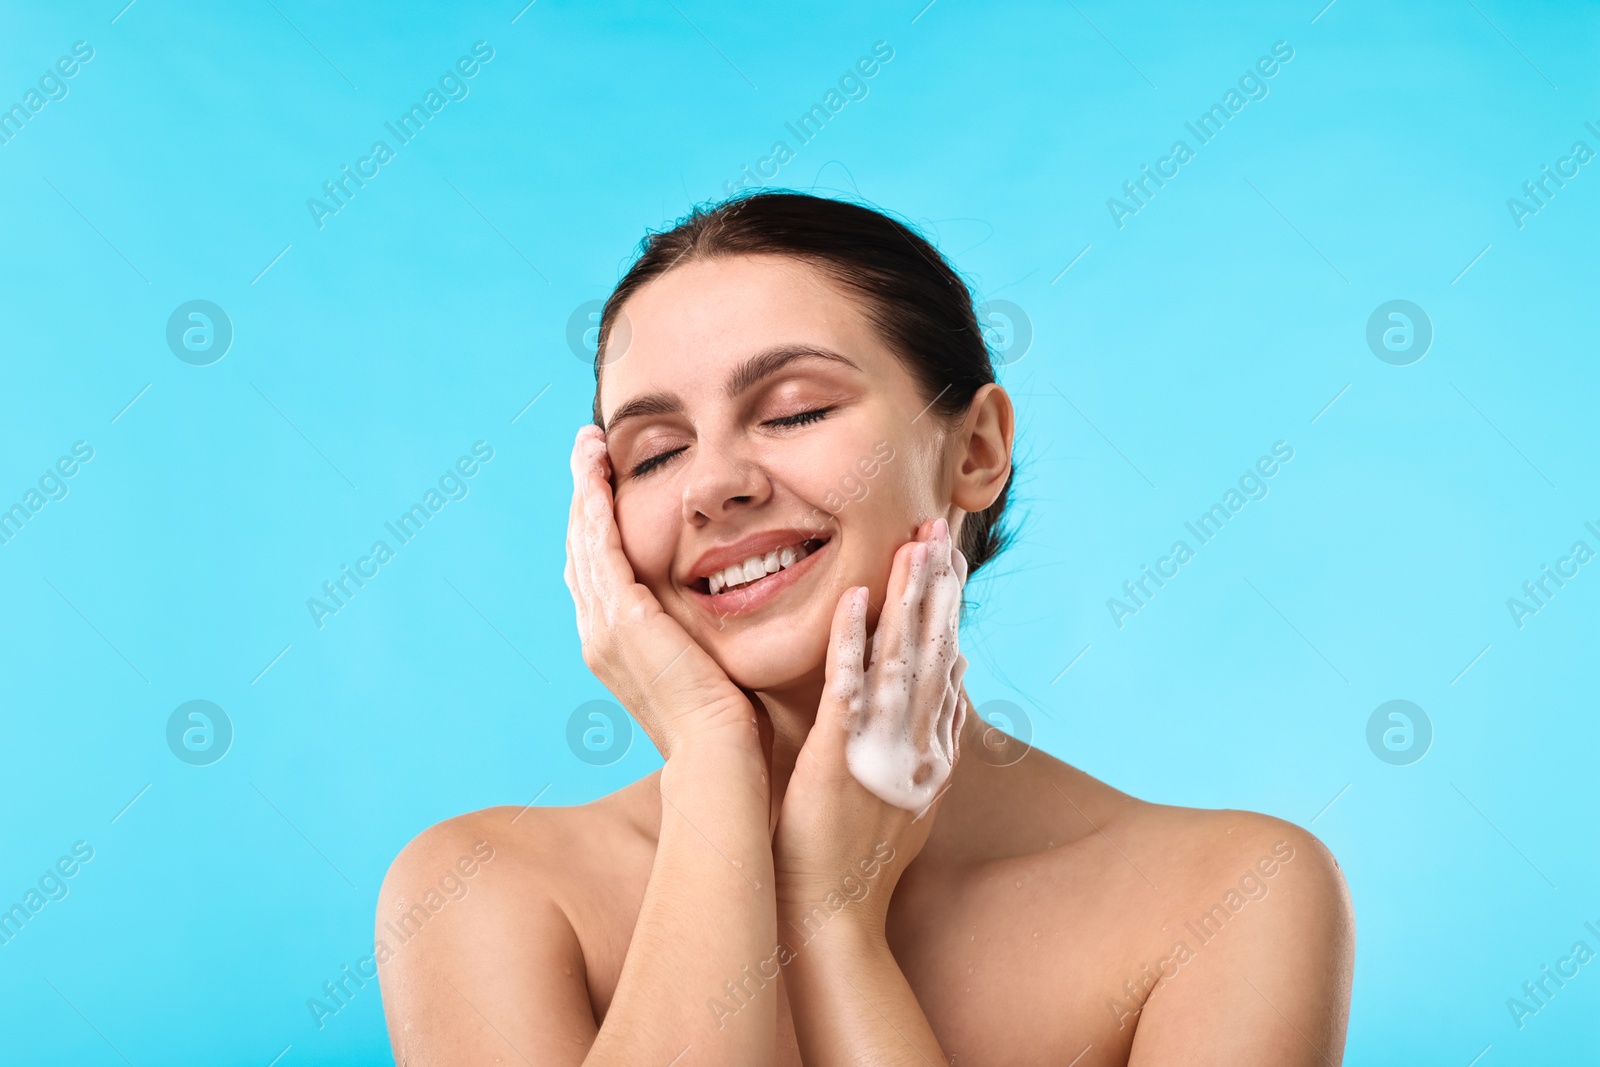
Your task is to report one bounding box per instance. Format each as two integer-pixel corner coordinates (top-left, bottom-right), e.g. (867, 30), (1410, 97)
(932, 516), (949, 540)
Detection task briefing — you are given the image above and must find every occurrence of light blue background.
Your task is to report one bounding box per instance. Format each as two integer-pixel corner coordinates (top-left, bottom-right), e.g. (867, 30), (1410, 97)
(1, 0), (1596, 1063)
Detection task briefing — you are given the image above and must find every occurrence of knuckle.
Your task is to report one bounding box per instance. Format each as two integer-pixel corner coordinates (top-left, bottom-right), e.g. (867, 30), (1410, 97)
(621, 594), (653, 626)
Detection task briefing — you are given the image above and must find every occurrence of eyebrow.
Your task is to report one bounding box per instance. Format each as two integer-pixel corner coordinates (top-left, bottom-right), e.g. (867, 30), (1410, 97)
(602, 344), (860, 432)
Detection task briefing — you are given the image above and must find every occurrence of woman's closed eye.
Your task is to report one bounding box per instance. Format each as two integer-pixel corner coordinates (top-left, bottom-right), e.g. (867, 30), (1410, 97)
(627, 408), (833, 479)
(630, 445), (686, 478)
(765, 407), (831, 429)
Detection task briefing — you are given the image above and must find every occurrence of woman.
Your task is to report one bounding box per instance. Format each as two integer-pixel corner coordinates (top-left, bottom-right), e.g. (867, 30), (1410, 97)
(376, 191), (1355, 1065)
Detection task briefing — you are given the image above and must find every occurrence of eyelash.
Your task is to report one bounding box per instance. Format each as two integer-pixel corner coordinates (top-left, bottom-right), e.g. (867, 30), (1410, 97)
(629, 450), (682, 478)
(770, 407), (830, 429)
(628, 408), (833, 478)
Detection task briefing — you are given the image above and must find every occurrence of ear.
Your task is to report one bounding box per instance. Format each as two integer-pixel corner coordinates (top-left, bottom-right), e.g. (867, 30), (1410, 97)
(949, 383), (1014, 514)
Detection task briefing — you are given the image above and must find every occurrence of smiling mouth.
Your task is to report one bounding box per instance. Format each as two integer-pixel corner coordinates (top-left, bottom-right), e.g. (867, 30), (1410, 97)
(696, 537), (829, 596)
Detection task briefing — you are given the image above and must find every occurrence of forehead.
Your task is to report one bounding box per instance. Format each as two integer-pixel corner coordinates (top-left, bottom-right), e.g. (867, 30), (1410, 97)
(599, 254), (883, 419)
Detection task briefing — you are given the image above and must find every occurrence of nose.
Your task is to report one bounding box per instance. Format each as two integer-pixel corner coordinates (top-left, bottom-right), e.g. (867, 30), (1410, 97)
(681, 439), (770, 526)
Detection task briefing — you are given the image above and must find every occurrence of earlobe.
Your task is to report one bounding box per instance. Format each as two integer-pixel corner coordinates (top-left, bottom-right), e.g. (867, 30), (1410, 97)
(950, 383), (1014, 513)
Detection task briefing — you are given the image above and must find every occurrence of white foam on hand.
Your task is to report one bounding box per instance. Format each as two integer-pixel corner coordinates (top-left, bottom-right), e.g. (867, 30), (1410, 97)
(838, 520), (969, 813)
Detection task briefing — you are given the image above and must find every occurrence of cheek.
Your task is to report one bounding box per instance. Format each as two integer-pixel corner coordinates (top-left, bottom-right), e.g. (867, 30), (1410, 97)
(612, 488), (676, 585)
(778, 422), (899, 512)
(846, 448), (927, 529)
(773, 433), (858, 497)
(832, 465), (922, 576)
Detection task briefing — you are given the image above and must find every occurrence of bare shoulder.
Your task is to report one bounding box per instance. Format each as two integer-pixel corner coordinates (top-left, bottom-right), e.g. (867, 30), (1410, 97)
(1107, 799), (1356, 1065)
(1126, 801), (1352, 918)
(380, 773), (661, 901)
(379, 804), (543, 897)
(1014, 757), (1352, 963)
(374, 782), (662, 1065)
(373, 803), (586, 994)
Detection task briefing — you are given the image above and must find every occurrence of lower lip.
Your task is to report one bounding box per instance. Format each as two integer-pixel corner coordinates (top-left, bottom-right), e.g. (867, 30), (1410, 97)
(690, 540), (832, 619)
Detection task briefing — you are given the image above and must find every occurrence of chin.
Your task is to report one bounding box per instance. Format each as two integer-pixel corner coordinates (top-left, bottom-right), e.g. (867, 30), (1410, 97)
(706, 606), (835, 693)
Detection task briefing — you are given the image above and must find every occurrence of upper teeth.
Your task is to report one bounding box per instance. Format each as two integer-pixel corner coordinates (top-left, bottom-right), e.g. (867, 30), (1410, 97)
(708, 543), (813, 595)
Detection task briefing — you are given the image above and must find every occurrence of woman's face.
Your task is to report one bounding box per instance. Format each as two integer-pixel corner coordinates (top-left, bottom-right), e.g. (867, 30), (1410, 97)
(597, 253), (958, 691)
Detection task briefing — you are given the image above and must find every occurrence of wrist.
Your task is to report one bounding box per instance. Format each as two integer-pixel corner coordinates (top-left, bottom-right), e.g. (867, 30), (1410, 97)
(777, 883), (890, 944)
(657, 695), (762, 761)
(778, 901), (888, 972)
(775, 837), (901, 922)
(661, 729), (770, 796)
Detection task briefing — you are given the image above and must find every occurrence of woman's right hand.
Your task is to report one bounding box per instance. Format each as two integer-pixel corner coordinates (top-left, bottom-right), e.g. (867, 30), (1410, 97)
(564, 424), (759, 760)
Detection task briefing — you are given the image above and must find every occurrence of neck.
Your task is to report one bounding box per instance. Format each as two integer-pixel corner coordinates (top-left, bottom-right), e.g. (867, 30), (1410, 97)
(749, 674), (998, 853)
(748, 671), (825, 833)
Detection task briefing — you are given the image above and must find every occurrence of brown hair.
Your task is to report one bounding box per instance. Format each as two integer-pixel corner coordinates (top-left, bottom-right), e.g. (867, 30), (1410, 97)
(593, 190), (1015, 576)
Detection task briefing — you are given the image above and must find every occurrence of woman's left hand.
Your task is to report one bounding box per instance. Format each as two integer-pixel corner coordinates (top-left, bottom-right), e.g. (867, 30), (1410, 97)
(772, 516), (969, 937)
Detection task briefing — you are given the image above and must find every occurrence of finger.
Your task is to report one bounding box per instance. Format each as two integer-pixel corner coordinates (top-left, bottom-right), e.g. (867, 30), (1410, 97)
(889, 541), (937, 751)
(925, 516), (957, 600)
(568, 426), (603, 546)
(564, 557), (584, 618)
(800, 586), (869, 788)
(563, 550), (591, 640)
(566, 434), (596, 606)
(907, 628), (955, 760)
(821, 585), (869, 731)
(952, 682), (968, 766)
(902, 522), (960, 754)
(868, 538), (929, 675)
(923, 520), (963, 654)
(927, 676), (956, 769)
(902, 541), (930, 648)
(935, 653), (967, 765)
(566, 431), (600, 614)
(574, 433), (631, 625)
(569, 424), (604, 497)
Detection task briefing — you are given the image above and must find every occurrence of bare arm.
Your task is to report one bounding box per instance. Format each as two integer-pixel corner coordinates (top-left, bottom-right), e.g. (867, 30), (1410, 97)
(1126, 820), (1356, 1066)
(374, 818), (601, 1063)
(773, 519), (969, 1064)
(593, 741), (777, 1064)
(780, 909), (948, 1065)
(377, 425), (786, 1065)
(375, 746), (778, 1066)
